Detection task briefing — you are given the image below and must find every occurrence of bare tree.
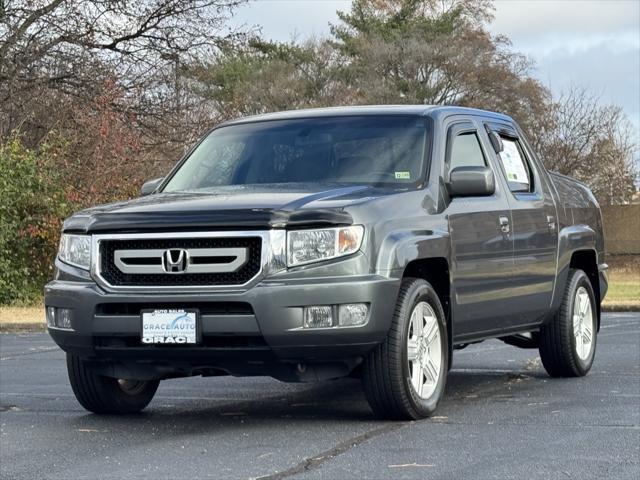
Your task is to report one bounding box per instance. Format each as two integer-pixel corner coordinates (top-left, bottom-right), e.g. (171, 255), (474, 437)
(0, 0), (246, 142)
(539, 87), (637, 205)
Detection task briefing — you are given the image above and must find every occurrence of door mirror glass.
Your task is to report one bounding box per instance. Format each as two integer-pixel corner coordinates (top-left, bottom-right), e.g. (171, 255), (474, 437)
(448, 166), (495, 197)
(140, 177), (163, 196)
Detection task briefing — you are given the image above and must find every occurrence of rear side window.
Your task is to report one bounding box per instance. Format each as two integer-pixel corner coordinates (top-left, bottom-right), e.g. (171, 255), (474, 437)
(498, 137), (533, 193)
(449, 132), (486, 171)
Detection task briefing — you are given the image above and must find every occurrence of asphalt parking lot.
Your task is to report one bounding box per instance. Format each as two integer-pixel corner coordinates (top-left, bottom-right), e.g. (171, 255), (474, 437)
(1, 312), (638, 480)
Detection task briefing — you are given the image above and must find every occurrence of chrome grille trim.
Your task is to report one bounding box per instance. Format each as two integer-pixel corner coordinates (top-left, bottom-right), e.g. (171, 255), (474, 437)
(91, 230), (286, 293)
(113, 247), (248, 275)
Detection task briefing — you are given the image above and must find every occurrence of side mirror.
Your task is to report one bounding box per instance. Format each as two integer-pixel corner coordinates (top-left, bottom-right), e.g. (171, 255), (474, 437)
(448, 166), (495, 197)
(140, 177), (163, 196)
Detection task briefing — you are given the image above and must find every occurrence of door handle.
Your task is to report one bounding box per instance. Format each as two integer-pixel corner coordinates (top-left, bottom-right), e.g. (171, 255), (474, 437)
(499, 215), (510, 234)
(547, 215), (556, 231)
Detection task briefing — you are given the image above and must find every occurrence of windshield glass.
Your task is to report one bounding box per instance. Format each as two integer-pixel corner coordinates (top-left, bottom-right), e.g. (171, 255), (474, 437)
(162, 116), (429, 192)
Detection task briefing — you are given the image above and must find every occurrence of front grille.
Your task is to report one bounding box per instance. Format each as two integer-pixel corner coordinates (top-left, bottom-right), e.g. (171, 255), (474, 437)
(100, 237), (262, 287)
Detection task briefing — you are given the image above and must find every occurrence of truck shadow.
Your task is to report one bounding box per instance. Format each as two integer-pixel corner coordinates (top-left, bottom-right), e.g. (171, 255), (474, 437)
(66, 366), (549, 433)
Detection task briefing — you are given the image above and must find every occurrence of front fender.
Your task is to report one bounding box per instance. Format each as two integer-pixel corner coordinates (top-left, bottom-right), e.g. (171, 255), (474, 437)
(375, 229), (450, 275)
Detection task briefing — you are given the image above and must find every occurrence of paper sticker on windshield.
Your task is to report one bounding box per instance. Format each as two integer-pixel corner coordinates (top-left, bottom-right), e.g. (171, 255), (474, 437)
(395, 171), (411, 180)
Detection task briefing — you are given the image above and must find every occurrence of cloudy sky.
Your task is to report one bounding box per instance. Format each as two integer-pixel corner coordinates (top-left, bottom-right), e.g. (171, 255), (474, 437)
(231, 0), (640, 139)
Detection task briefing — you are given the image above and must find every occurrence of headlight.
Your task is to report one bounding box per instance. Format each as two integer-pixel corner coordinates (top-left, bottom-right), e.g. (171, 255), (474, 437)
(58, 234), (92, 270)
(287, 226), (364, 267)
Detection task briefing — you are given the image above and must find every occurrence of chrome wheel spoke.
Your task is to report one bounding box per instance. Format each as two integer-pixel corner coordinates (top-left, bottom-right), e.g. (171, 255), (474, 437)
(423, 356), (438, 384)
(407, 338), (419, 362)
(579, 293), (590, 316)
(420, 372), (428, 397)
(424, 316), (438, 346)
(583, 324), (592, 344)
(411, 362), (422, 392)
(573, 315), (581, 337)
(406, 301), (441, 400)
(411, 307), (423, 337)
(573, 286), (594, 361)
(575, 329), (584, 356)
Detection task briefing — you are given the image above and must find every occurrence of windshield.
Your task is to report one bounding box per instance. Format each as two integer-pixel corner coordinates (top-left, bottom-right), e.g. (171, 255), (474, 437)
(162, 115), (429, 192)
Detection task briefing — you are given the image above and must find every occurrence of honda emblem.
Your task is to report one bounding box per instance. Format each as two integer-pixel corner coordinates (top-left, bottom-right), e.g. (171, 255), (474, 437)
(162, 249), (189, 273)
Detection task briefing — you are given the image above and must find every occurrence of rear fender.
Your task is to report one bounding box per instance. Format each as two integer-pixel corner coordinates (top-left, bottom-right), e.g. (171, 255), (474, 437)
(550, 224), (598, 317)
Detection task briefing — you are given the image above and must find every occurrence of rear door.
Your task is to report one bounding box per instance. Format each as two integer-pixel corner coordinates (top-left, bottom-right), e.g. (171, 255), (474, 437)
(444, 119), (515, 339)
(484, 122), (559, 325)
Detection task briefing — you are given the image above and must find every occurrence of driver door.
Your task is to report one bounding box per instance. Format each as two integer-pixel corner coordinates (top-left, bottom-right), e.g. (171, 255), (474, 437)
(445, 120), (515, 341)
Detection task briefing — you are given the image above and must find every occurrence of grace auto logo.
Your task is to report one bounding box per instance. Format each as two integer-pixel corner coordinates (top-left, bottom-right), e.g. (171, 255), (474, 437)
(142, 312), (196, 344)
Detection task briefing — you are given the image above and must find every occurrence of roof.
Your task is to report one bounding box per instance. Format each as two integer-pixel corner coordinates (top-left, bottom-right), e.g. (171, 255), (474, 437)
(220, 105), (513, 126)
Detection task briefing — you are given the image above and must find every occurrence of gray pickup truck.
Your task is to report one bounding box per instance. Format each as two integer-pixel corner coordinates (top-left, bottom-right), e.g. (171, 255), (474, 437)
(45, 106), (607, 419)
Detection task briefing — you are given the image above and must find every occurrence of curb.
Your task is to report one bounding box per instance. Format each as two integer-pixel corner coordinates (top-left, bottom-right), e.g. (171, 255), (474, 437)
(601, 304), (640, 313)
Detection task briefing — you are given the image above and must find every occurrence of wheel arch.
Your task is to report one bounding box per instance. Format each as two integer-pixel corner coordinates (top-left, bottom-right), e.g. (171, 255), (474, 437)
(569, 250), (600, 330)
(553, 224), (601, 330)
(402, 257), (452, 369)
(376, 230), (452, 368)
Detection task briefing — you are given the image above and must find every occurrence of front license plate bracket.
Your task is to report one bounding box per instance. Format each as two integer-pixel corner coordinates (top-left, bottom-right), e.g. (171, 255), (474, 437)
(141, 309), (199, 345)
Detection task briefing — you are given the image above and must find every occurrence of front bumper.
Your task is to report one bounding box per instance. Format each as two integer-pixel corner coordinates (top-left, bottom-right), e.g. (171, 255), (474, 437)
(44, 272), (400, 378)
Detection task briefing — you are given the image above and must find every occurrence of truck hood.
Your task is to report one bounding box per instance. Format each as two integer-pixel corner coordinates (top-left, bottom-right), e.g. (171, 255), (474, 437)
(63, 184), (389, 233)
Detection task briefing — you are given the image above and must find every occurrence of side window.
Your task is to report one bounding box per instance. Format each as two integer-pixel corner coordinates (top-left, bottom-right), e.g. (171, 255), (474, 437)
(497, 137), (533, 193)
(449, 132), (487, 171)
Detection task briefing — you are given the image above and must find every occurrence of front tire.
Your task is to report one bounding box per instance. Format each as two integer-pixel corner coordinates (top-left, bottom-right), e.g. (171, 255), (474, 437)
(67, 354), (159, 414)
(362, 278), (449, 420)
(539, 269), (597, 377)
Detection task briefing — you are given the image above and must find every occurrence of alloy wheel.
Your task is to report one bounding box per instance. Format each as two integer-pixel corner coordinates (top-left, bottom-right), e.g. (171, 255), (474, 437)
(573, 286), (594, 361)
(407, 301), (442, 399)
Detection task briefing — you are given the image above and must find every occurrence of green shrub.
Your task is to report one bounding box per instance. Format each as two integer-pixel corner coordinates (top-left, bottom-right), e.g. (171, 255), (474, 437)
(0, 135), (72, 304)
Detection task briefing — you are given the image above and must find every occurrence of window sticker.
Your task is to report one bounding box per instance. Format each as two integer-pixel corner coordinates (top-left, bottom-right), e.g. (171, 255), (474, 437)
(395, 171), (411, 180)
(499, 139), (529, 185)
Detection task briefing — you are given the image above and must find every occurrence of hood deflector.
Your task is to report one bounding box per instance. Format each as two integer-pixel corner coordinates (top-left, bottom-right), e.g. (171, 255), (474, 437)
(64, 208), (354, 233)
(62, 185), (369, 233)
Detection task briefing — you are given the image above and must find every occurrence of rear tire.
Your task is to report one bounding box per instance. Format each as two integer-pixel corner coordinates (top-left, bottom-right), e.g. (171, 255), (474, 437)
(362, 278), (449, 420)
(539, 269), (597, 377)
(67, 354), (159, 414)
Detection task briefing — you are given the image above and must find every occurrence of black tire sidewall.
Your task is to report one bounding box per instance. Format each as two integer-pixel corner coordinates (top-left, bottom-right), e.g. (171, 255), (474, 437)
(399, 280), (448, 416)
(67, 355), (159, 414)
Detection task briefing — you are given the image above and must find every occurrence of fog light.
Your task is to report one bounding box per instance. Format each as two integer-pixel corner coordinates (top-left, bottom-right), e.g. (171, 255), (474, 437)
(338, 303), (369, 327)
(304, 306), (333, 328)
(56, 308), (73, 329)
(46, 306), (56, 327)
(45, 307), (73, 329)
